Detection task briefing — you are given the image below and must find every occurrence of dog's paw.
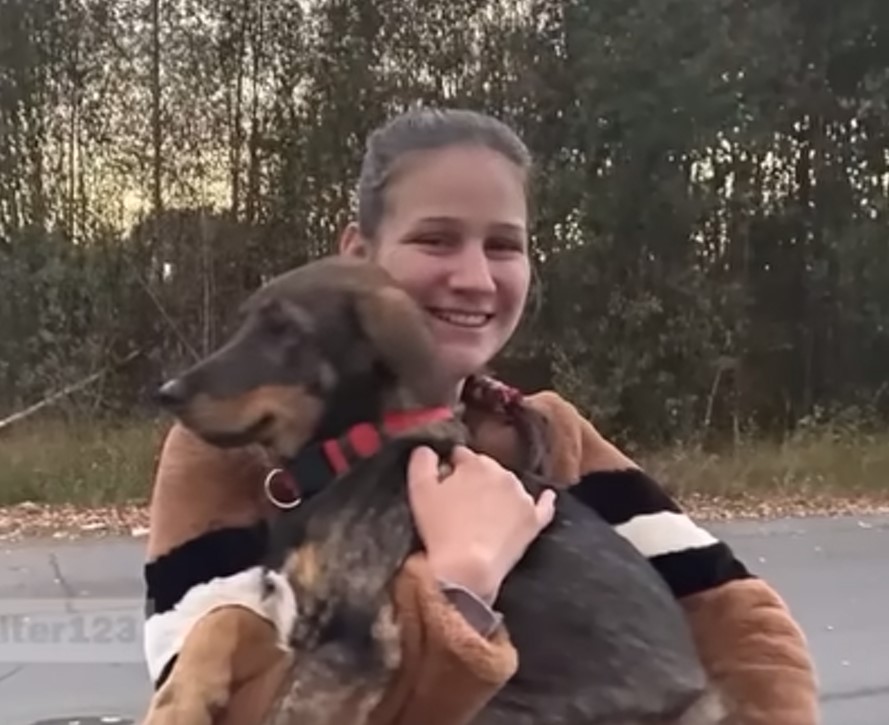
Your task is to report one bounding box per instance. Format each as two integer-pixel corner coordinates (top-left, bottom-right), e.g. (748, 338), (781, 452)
(261, 568), (298, 646)
(676, 685), (730, 725)
(143, 681), (225, 725)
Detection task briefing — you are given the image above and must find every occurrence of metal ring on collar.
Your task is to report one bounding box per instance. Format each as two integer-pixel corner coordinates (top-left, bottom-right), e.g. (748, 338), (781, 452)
(263, 468), (303, 510)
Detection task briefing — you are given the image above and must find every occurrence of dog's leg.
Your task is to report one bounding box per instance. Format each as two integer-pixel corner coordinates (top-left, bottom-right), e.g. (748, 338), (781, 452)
(143, 605), (292, 725)
(261, 442), (434, 725)
(263, 586), (403, 725)
(674, 686), (731, 725)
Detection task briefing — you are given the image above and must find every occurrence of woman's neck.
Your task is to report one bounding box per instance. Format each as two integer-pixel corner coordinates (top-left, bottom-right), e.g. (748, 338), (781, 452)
(452, 378), (468, 406)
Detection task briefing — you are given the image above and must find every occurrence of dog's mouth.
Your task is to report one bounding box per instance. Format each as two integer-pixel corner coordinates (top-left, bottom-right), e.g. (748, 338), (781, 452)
(427, 307), (494, 329)
(197, 413), (275, 449)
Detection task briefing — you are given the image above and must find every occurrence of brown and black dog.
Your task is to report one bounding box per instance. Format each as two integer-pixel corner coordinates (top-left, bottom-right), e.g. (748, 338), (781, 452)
(151, 255), (726, 724)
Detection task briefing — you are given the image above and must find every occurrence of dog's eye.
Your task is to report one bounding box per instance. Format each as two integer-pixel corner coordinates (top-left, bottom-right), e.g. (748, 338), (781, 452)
(261, 301), (294, 337)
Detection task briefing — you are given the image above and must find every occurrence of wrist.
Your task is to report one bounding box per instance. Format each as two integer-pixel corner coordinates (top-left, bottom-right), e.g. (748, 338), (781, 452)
(428, 551), (500, 606)
(438, 580), (503, 637)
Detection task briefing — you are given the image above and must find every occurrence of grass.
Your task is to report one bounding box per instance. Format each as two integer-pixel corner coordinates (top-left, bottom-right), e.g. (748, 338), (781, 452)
(0, 414), (166, 506)
(642, 427), (889, 501)
(1, 414), (889, 510)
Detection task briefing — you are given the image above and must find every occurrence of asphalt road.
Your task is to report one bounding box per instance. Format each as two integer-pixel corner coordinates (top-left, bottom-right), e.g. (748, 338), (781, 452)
(0, 515), (886, 724)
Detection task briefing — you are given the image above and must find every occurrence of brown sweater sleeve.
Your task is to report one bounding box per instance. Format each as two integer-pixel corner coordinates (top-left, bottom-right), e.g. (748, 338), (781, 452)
(523, 391), (820, 724)
(368, 554), (518, 725)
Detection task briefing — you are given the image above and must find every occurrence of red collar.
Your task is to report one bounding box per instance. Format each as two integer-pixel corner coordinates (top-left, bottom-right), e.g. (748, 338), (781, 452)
(264, 406), (454, 509)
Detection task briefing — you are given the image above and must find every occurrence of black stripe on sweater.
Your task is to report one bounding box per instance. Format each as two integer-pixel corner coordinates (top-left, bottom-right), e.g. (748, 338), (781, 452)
(649, 543), (753, 599)
(144, 521), (268, 617)
(569, 469), (754, 597)
(569, 468), (683, 526)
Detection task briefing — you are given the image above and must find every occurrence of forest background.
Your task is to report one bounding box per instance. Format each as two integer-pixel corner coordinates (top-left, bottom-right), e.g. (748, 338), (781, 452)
(2, 0), (889, 526)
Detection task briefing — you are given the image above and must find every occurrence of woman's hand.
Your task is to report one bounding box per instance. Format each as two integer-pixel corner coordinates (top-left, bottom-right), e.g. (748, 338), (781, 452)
(407, 445), (556, 606)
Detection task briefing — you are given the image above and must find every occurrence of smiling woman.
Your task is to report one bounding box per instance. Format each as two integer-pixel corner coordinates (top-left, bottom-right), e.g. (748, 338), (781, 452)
(338, 111), (532, 388)
(143, 107), (819, 725)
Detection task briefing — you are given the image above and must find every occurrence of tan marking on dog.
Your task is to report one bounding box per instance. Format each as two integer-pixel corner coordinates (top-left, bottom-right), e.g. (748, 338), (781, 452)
(182, 384), (325, 459)
(371, 601), (403, 673)
(286, 543), (321, 592)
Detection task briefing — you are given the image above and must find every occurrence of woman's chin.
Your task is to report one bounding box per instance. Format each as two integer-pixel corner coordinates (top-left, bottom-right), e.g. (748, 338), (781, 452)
(436, 344), (494, 385)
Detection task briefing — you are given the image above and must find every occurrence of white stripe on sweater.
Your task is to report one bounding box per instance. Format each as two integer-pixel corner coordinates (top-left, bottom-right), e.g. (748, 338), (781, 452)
(614, 511), (719, 559)
(143, 566), (297, 684)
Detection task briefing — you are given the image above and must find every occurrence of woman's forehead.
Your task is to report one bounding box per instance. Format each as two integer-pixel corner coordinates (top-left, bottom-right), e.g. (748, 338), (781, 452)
(383, 147), (527, 228)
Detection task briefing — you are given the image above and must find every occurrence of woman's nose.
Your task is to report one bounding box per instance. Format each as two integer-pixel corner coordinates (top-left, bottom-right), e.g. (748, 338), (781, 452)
(448, 246), (496, 294)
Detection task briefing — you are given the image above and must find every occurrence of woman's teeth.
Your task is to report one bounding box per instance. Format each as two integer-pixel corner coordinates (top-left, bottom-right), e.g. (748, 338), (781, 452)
(429, 309), (492, 328)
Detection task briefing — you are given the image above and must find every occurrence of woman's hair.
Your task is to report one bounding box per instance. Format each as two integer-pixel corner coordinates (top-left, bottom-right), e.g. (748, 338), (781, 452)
(356, 107), (533, 239)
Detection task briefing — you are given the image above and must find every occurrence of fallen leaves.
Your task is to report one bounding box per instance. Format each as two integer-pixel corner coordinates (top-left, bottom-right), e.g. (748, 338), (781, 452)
(679, 491), (889, 521)
(1, 491), (888, 543)
(0, 501), (150, 543)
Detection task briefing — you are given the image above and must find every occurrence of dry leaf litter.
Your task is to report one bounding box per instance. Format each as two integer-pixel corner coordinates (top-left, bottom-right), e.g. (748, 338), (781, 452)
(2, 493), (888, 543)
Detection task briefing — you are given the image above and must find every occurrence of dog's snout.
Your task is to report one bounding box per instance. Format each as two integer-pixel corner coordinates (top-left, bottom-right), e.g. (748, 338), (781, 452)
(155, 378), (188, 408)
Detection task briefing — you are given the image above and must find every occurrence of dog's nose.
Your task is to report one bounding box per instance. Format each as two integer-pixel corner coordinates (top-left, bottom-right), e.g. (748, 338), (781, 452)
(155, 378), (188, 408)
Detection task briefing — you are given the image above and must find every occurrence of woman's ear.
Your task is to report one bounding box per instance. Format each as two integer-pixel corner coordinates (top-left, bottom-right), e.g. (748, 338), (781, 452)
(338, 222), (370, 258)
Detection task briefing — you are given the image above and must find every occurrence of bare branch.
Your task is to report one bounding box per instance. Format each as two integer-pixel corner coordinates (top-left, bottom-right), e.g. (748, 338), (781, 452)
(0, 351), (142, 434)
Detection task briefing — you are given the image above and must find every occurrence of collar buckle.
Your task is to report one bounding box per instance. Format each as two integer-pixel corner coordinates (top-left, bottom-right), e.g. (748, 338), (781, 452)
(263, 468), (302, 510)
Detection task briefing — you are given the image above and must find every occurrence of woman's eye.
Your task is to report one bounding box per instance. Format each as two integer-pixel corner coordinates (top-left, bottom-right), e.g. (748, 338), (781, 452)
(487, 237), (525, 254)
(413, 235), (449, 248)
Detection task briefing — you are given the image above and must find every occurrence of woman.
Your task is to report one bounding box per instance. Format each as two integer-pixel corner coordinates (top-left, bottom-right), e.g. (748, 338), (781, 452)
(143, 108), (818, 724)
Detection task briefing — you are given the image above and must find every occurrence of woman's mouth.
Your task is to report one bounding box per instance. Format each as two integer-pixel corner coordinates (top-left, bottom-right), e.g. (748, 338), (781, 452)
(427, 307), (494, 328)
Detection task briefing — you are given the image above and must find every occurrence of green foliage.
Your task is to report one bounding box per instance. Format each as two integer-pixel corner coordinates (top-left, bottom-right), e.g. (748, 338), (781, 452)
(1, 0), (889, 448)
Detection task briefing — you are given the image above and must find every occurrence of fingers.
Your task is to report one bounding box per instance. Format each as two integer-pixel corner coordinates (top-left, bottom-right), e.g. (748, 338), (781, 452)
(409, 446), (485, 495)
(535, 488), (557, 529)
(449, 444), (478, 467)
(409, 444), (557, 531)
(430, 445), (504, 471)
(407, 446), (439, 492)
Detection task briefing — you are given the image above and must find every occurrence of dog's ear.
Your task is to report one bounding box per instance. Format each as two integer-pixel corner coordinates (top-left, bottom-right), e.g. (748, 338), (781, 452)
(355, 285), (451, 406)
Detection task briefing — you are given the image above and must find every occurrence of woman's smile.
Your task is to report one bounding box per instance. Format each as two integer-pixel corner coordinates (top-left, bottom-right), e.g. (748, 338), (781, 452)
(426, 307), (495, 329)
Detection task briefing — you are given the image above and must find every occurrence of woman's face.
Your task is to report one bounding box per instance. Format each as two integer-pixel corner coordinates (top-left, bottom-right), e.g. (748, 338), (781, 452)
(340, 144), (532, 384)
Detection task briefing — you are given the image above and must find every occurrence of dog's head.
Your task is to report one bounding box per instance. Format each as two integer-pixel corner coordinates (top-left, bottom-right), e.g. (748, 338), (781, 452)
(155, 256), (453, 458)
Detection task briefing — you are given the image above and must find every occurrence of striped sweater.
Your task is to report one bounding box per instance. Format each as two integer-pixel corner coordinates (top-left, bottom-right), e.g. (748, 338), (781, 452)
(142, 466), (749, 689)
(142, 387), (817, 724)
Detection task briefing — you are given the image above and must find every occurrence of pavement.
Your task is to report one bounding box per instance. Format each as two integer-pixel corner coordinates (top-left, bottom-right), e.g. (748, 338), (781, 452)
(0, 515), (887, 724)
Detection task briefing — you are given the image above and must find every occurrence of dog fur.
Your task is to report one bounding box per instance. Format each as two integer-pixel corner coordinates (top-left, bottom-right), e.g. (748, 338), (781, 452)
(147, 256), (728, 724)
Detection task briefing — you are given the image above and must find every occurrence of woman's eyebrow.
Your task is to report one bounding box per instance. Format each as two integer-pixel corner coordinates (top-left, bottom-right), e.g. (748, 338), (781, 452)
(409, 217), (526, 238)
(413, 215), (462, 227)
(422, 217), (524, 229)
(489, 221), (526, 235)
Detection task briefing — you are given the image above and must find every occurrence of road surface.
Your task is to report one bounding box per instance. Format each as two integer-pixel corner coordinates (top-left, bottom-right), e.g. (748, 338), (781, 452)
(0, 515), (886, 724)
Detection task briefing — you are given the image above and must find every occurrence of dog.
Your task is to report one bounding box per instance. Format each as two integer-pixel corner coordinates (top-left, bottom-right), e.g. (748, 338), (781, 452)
(153, 255), (727, 724)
